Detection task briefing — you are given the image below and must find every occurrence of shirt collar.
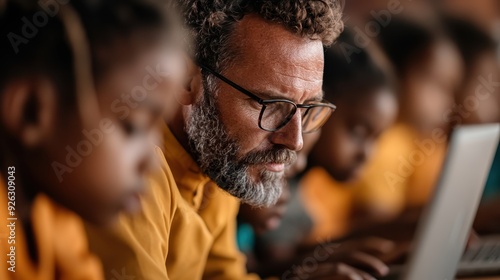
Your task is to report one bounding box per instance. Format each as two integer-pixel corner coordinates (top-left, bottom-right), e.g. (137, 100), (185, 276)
(162, 123), (211, 205)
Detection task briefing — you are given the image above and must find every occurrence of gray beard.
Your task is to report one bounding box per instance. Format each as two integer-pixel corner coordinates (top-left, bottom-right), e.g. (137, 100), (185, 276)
(185, 89), (295, 207)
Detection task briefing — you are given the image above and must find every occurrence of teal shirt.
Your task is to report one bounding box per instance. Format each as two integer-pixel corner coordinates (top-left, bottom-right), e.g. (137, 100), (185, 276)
(483, 143), (500, 200)
(236, 223), (255, 254)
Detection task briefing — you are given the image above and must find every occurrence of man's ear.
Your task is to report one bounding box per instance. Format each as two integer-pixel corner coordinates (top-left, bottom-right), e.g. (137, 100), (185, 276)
(175, 54), (202, 106)
(0, 78), (57, 148)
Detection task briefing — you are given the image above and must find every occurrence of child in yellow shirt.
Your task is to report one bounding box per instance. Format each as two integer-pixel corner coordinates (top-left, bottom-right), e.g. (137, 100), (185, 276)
(301, 28), (399, 243)
(350, 16), (464, 228)
(0, 1), (181, 279)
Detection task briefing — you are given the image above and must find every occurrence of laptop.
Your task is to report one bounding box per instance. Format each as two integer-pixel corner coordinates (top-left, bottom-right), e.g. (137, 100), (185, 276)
(456, 136), (500, 278)
(458, 235), (500, 277)
(388, 124), (500, 280)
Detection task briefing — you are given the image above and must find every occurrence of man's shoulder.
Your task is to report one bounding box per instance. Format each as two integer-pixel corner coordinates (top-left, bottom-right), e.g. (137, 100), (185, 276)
(149, 145), (181, 204)
(198, 183), (240, 233)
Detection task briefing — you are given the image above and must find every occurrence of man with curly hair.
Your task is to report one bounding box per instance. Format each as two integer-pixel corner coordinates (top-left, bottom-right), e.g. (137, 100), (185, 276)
(87, 1), (387, 279)
(180, 0), (342, 208)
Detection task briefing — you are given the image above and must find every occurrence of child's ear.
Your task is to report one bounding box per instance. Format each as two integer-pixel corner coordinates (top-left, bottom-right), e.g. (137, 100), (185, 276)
(174, 54), (202, 106)
(0, 78), (57, 148)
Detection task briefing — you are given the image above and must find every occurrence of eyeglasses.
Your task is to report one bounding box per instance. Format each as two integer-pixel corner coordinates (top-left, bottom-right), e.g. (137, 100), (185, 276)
(199, 64), (336, 134)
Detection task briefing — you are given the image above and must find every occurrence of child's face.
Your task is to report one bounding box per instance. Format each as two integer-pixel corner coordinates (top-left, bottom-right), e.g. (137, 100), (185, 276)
(27, 49), (181, 225)
(456, 52), (500, 124)
(403, 41), (463, 133)
(310, 89), (398, 182)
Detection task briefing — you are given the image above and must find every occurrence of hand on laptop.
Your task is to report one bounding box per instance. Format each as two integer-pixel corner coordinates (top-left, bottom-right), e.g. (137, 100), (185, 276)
(466, 229), (481, 249)
(290, 262), (380, 280)
(378, 240), (412, 265)
(302, 237), (396, 279)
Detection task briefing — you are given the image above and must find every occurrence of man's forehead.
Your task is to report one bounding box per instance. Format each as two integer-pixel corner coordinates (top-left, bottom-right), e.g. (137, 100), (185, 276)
(225, 15), (324, 103)
(233, 15), (324, 63)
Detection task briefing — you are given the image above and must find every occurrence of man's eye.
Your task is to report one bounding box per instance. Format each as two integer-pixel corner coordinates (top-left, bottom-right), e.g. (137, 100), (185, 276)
(246, 99), (260, 110)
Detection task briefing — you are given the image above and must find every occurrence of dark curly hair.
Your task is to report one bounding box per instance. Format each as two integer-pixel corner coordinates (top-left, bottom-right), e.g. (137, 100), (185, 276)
(179, 0), (343, 71)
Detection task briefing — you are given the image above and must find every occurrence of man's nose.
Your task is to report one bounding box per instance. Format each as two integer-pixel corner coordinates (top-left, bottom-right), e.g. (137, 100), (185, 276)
(268, 113), (303, 152)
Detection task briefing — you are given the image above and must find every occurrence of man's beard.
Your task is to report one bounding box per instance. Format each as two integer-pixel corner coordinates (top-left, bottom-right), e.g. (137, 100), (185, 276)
(186, 89), (296, 207)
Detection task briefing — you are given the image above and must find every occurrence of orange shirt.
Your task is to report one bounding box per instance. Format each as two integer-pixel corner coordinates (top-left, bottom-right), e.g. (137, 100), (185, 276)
(299, 167), (353, 243)
(87, 125), (259, 279)
(0, 178), (103, 280)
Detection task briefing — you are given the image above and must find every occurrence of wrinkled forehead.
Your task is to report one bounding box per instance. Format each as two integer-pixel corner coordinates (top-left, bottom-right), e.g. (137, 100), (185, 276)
(233, 15), (324, 69)
(225, 15), (325, 101)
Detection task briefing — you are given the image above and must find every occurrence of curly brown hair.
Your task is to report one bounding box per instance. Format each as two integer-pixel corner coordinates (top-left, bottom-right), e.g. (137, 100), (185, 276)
(179, 0), (343, 71)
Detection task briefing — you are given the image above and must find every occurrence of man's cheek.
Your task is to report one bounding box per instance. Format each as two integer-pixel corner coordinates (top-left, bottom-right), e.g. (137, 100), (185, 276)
(227, 108), (266, 140)
(233, 131), (262, 158)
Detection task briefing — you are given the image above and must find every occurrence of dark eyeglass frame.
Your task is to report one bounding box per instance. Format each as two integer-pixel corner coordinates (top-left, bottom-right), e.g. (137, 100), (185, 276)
(199, 63), (336, 133)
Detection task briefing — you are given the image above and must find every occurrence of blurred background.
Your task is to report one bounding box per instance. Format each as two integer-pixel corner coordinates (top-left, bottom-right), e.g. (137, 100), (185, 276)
(237, 0), (500, 277)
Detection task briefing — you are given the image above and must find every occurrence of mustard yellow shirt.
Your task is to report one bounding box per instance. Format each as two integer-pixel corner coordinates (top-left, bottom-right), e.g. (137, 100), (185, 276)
(0, 179), (103, 280)
(87, 126), (259, 279)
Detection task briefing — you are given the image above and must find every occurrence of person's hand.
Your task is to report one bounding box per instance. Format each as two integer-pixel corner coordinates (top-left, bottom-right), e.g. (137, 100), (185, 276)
(378, 240), (411, 265)
(283, 261), (383, 280)
(287, 237), (396, 279)
(465, 229), (481, 250)
(283, 262), (380, 280)
(322, 237), (395, 277)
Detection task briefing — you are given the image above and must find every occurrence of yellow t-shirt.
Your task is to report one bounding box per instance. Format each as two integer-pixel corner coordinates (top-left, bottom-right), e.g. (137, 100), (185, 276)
(0, 178), (103, 280)
(86, 126), (259, 280)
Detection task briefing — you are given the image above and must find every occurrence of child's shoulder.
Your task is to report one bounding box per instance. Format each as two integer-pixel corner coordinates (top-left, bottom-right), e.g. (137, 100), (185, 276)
(0, 178), (103, 280)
